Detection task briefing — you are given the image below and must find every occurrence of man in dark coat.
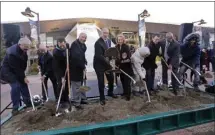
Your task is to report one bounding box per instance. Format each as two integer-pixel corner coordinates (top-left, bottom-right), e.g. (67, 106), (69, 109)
(70, 33), (88, 109)
(93, 28), (117, 105)
(52, 38), (69, 106)
(0, 37), (32, 115)
(159, 32), (181, 95)
(179, 32), (201, 91)
(142, 34), (160, 95)
(38, 44), (58, 101)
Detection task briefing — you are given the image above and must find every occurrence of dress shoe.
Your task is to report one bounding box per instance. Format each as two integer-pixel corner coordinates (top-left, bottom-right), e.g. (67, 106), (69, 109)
(108, 94), (118, 98)
(75, 105), (84, 110)
(125, 97), (130, 101)
(81, 100), (89, 104)
(100, 100), (106, 106)
(12, 109), (19, 116)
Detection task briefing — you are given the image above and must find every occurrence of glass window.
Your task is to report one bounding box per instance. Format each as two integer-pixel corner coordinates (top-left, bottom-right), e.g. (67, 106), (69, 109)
(46, 37), (53, 46)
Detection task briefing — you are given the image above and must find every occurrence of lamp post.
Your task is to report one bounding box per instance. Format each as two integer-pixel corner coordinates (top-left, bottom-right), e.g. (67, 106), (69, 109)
(192, 19), (207, 48)
(192, 19), (207, 25)
(138, 9), (150, 47)
(21, 7), (40, 46)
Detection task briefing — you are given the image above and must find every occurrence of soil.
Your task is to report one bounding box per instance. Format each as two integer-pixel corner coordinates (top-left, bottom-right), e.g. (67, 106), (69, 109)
(1, 89), (214, 135)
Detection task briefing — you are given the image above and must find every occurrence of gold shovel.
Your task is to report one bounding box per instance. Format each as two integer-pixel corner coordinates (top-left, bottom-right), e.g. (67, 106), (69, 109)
(79, 70), (91, 92)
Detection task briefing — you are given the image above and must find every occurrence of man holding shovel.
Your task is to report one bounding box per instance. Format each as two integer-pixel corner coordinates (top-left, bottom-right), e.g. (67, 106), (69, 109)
(0, 36), (32, 115)
(159, 32), (182, 96)
(38, 44), (57, 102)
(179, 32), (201, 91)
(70, 33), (88, 109)
(53, 38), (70, 108)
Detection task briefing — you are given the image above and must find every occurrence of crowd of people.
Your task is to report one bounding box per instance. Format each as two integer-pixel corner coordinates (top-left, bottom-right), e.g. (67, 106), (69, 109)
(0, 27), (214, 115)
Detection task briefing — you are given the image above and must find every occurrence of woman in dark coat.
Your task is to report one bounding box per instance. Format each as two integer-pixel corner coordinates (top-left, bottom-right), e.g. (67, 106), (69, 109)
(116, 34), (133, 101)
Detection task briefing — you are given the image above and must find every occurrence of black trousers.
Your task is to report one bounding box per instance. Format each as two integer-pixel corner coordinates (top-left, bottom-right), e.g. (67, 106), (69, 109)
(120, 73), (131, 98)
(95, 70), (114, 101)
(145, 68), (155, 91)
(162, 61), (168, 85)
(42, 74), (58, 100)
(56, 77), (69, 103)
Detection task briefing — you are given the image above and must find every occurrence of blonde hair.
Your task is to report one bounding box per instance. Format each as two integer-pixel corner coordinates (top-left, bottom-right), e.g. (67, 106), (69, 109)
(116, 34), (126, 44)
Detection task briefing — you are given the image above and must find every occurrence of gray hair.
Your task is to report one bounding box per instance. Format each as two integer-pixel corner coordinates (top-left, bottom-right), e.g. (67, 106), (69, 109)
(101, 28), (109, 33)
(18, 36), (31, 45)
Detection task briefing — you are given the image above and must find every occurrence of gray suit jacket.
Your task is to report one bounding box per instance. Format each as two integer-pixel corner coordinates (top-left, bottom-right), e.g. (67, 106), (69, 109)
(167, 40), (180, 68)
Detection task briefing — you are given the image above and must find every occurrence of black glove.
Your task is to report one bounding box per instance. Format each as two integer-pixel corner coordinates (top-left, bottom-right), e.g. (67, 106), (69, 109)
(142, 78), (146, 81)
(66, 43), (70, 49)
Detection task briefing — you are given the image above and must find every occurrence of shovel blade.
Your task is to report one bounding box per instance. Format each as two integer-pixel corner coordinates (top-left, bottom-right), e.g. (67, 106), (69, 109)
(79, 86), (91, 92)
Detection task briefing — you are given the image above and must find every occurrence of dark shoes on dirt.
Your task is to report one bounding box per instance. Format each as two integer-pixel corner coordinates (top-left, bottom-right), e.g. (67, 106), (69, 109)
(173, 90), (183, 96)
(100, 100), (106, 106)
(107, 93), (118, 98)
(81, 100), (88, 105)
(12, 109), (19, 116)
(194, 86), (201, 92)
(121, 96), (130, 101)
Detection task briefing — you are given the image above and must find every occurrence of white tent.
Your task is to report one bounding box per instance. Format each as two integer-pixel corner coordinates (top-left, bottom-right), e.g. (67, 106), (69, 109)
(65, 23), (115, 72)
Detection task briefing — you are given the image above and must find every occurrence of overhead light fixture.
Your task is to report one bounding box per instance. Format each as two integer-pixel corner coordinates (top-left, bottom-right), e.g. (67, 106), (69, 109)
(140, 9), (150, 18)
(198, 19), (207, 25)
(21, 7), (34, 17)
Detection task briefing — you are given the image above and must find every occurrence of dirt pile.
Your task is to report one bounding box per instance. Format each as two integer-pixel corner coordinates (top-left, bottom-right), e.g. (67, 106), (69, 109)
(1, 89), (214, 135)
(17, 101), (62, 131)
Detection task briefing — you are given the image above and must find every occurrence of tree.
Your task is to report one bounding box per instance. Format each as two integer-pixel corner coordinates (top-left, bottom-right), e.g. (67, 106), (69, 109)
(0, 37), (6, 62)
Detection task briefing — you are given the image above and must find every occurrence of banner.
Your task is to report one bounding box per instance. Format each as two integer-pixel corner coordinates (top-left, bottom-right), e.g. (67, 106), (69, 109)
(29, 19), (38, 41)
(138, 19), (146, 46)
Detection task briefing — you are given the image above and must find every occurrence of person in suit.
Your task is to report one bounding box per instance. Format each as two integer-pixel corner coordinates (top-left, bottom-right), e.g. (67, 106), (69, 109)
(93, 28), (117, 105)
(159, 32), (181, 95)
(115, 34), (133, 101)
(52, 38), (69, 107)
(142, 34), (160, 95)
(0, 37), (32, 115)
(70, 33), (88, 109)
(38, 44), (58, 101)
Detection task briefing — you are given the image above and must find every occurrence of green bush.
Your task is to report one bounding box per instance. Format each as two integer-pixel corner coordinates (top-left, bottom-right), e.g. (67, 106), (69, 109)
(0, 38), (6, 62)
(29, 63), (39, 74)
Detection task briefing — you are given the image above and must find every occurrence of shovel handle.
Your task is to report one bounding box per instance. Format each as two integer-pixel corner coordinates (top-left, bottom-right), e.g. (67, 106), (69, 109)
(42, 81), (49, 101)
(27, 86), (36, 111)
(161, 57), (183, 86)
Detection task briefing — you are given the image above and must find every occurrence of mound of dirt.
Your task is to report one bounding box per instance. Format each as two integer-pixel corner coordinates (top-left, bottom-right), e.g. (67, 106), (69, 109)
(17, 101), (62, 131)
(1, 89), (214, 135)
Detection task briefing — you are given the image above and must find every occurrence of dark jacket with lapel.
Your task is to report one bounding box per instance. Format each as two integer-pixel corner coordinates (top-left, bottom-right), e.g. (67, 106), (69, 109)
(167, 41), (180, 68)
(70, 39), (87, 82)
(142, 41), (160, 70)
(159, 40), (180, 68)
(93, 37), (111, 72)
(116, 44), (133, 76)
(38, 51), (54, 77)
(0, 44), (27, 83)
(52, 46), (67, 79)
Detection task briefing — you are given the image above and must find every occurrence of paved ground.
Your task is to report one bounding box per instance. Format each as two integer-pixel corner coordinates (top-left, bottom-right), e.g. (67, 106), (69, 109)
(1, 63), (214, 134)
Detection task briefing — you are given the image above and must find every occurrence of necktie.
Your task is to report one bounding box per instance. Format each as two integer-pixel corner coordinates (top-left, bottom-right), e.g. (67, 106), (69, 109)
(105, 40), (109, 48)
(164, 41), (170, 61)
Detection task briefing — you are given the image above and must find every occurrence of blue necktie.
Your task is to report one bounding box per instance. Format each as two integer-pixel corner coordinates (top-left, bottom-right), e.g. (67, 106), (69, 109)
(105, 40), (109, 48)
